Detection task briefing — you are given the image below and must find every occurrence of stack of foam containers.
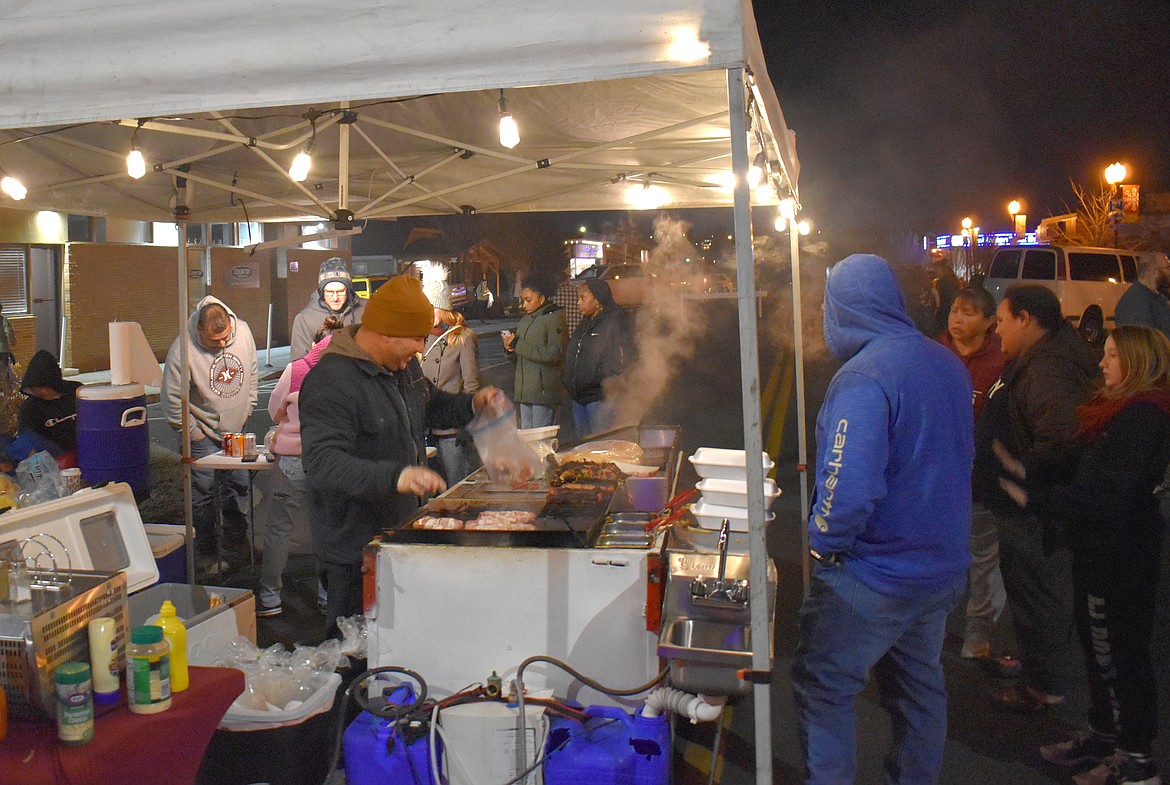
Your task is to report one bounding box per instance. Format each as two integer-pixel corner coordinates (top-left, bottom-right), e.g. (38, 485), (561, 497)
(687, 448), (780, 531)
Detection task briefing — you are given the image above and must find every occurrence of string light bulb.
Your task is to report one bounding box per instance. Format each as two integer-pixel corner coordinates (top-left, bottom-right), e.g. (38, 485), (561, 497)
(289, 120), (316, 182)
(498, 89), (520, 149)
(748, 153), (766, 189)
(126, 129), (146, 179)
(1, 172), (27, 200)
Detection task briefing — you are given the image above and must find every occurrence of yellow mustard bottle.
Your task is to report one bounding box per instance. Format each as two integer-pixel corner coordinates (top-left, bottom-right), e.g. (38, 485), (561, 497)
(154, 600), (189, 692)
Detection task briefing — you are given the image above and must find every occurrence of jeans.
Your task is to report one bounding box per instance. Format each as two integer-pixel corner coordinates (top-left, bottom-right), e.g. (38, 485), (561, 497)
(996, 511), (1074, 695)
(518, 403), (557, 429)
(572, 400), (614, 437)
(259, 456), (303, 607)
(190, 435), (249, 558)
(434, 436), (473, 487)
(965, 504), (1006, 647)
(792, 562), (961, 785)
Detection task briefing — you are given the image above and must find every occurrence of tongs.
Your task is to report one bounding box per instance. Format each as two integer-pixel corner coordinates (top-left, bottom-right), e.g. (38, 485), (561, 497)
(645, 487), (699, 532)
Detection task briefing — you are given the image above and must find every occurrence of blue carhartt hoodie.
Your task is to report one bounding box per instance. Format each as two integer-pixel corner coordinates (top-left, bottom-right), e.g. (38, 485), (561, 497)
(811, 254), (974, 597)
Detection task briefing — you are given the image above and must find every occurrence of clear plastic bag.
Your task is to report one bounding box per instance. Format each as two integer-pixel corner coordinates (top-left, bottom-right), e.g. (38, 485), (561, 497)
(15, 450), (64, 505)
(466, 397), (544, 485)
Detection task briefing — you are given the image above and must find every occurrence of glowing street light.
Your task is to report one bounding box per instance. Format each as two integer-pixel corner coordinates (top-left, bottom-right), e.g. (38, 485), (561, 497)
(1104, 162), (1128, 247)
(1007, 199), (1026, 243)
(1104, 162), (1128, 186)
(1007, 200), (1020, 217)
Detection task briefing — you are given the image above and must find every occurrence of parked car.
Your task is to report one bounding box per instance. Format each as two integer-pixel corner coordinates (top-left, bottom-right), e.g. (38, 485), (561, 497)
(352, 274), (391, 300)
(981, 245), (1163, 325)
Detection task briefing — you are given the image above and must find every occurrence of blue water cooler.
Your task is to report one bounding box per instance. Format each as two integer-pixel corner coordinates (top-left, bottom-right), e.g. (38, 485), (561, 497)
(77, 383), (150, 499)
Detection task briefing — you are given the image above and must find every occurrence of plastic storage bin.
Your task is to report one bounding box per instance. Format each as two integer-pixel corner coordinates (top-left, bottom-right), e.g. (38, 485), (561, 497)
(128, 583), (255, 664)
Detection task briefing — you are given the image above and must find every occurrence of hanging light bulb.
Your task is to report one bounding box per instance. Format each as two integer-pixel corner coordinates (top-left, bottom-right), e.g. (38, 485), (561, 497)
(747, 153), (766, 189)
(1, 172), (27, 200)
(289, 119), (316, 182)
(498, 89), (520, 149)
(126, 129), (147, 179)
(288, 148), (312, 182)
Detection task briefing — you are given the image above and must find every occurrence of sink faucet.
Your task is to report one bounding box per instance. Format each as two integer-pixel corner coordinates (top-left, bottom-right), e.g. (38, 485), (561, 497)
(690, 520), (749, 608)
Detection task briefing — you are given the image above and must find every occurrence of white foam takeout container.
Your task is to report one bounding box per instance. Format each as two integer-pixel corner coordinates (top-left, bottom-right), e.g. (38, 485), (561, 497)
(688, 448), (775, 482)
(696, 477), (780, 508)
(690, 500), (775, 532)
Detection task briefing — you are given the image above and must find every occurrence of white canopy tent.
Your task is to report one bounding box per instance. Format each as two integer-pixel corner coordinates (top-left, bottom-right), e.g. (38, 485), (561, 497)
(0, 2), (807, 780)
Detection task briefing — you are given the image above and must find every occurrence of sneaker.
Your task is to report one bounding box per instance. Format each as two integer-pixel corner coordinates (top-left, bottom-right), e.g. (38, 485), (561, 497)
(1041, 730), (1117, 767)
(978, 654), (1023, 678)
(990, 684), (1065, 713)
(257, 603), (283, 618)
(1075, 752), (1161, 785)
(961, 636), (991, 659)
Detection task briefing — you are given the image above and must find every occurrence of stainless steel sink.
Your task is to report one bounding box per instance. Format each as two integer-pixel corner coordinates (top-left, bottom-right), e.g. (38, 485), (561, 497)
(662, 617), (752, 663)
(656, 522), (776, 696)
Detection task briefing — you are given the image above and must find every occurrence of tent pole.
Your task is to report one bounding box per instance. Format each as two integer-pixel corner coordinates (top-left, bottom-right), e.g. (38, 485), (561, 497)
(788, 222), (811, 593)
(178, 218), (195, 583)
(727, 66), (773, 785)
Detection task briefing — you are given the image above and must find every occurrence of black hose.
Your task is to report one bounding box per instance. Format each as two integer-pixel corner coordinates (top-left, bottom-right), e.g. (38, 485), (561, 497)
(323, 666), (428, 783)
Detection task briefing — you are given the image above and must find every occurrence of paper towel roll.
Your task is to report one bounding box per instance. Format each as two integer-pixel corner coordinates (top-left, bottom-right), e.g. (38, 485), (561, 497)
(109, 321), (163, 387)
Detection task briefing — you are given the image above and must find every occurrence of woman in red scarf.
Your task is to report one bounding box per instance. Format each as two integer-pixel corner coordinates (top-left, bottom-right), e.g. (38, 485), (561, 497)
(997, 325), (1170, 785)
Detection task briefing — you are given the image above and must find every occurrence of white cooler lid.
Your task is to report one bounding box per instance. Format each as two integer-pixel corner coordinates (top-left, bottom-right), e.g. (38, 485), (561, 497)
(76, 383), (146, 400)
(0, 482), (159, 593)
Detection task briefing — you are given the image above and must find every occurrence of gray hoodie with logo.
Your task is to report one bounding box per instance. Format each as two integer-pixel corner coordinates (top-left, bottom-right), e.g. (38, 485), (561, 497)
(162, 295), (259, 442)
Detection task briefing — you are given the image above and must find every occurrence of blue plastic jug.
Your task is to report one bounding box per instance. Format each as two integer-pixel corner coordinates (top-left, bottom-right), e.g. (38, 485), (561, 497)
(544, 704), (669, 785)
(343, 685), (439, 785)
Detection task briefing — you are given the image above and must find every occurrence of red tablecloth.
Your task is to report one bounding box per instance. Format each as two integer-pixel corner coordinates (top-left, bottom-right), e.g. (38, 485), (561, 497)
(2, 666), (244, 785)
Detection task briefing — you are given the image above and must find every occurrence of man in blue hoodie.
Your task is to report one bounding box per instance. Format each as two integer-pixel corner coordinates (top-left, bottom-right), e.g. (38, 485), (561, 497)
(792, 255), (974, 785)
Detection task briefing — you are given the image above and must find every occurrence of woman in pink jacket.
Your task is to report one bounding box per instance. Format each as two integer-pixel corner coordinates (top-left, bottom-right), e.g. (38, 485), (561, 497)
(258, 317), (340, 617)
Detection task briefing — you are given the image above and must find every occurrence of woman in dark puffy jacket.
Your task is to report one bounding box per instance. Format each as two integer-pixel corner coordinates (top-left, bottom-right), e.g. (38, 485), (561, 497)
(997, 325), (1170, 785)
(504, 271), (564, 429)
(562, 278), (632, 436)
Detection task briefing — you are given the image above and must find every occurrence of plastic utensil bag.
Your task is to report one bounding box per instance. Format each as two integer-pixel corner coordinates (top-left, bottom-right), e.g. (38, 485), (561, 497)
(15, 450), (65, 505)
(466, 396), (544, 485)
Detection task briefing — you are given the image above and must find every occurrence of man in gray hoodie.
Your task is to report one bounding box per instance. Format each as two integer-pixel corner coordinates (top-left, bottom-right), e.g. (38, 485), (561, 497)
(162, 296), (258, 570)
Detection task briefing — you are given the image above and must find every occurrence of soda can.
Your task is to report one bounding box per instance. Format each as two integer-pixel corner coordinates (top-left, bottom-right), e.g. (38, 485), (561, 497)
(232, 433), (245, 458)
(222, 433), (235, 456)
(243, 433), (257, 460)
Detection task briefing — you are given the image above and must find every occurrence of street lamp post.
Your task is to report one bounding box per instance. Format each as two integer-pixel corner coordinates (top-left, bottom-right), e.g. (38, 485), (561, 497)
(1007, 199), (1024, 243)
(1104, 162), (1128, 248)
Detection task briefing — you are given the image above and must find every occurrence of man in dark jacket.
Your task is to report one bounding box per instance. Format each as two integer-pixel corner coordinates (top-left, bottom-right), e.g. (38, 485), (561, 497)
(792, 255), (973, 785)
(1114, 252), (1170, 339)
(290, 257), (366, 361)
(975, 284), (1101, 711)
(300, 275), (498, 638)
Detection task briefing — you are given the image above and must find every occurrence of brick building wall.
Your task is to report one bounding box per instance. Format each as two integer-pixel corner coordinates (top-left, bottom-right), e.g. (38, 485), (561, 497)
(7, 315), (37, 368)
(62, 244), (349, 372)
(66, 243), (181, 373)
(208, 247), (273, 349)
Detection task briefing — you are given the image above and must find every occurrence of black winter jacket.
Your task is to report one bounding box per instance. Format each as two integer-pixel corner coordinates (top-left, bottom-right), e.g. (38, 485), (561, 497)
(974, 322), (1101, 516)
(1031, 400), (1170, 556)
(300, 327), (474, 564)
(561, 307), (632, 405)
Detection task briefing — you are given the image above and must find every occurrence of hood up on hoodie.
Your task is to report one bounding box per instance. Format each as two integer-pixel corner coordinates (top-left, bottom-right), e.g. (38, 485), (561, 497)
(823, 254), (920, 361)
(20, 350), (69, 394)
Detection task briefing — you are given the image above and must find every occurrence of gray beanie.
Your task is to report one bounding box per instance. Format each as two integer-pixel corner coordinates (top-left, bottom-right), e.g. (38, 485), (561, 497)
(318, 257), (352, 293)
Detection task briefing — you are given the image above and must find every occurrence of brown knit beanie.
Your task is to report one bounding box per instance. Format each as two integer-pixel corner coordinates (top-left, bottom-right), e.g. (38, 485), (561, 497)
(361, 275), (434, 337)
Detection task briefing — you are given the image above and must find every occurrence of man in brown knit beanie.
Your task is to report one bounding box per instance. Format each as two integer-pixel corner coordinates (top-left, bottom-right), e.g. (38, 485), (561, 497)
(300, 274), (501, 637)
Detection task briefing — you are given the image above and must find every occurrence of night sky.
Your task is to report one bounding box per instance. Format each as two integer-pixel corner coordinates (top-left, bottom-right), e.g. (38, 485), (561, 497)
(753, 0), (1170, 236)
